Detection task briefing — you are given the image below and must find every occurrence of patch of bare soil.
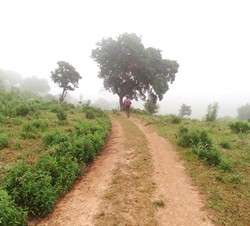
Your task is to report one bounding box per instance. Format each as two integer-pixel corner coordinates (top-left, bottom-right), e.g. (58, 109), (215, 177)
(130, 116), (214, 226)
(30, 114), (214, 226)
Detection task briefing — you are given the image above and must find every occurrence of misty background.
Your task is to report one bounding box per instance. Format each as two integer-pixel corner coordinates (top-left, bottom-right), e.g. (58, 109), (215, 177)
(0, 0), (249, 119)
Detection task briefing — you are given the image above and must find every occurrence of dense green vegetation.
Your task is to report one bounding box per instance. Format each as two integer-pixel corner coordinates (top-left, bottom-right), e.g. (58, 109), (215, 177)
(0, 90), (110, 225)
(136, 114), (250, 226)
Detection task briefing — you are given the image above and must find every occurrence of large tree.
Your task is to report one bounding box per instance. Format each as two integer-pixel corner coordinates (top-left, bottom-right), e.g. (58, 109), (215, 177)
(91, 33), (179, 109)
(51, 61), (82, 103)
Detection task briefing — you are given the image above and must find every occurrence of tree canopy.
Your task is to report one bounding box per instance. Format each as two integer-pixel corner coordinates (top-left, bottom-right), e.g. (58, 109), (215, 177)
(204, 102), (219, 122)
(179, 104), (192, 118)
(51, 61), (82, 103)
(237, 103), (250, 121)
(91, 33), (179, 109)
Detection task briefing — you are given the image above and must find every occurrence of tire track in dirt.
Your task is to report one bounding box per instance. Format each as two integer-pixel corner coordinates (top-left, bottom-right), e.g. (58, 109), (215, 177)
(130, 116), (214, 226)
(30, 114), (214, 226)
(30, 114), (125, 226)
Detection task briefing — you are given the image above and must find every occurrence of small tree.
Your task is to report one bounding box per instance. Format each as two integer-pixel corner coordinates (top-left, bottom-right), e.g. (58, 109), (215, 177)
(205, 102), (219, 122)
(51, 61), (82, 103)
(179, 104), (192, 118)
(144, 100), (159, 114)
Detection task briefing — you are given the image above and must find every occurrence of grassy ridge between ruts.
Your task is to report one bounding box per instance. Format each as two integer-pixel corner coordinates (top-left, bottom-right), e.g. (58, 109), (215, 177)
(94, 114), (157, 225)
(0, 91), (111, 226)
(136, 114), (250, 226)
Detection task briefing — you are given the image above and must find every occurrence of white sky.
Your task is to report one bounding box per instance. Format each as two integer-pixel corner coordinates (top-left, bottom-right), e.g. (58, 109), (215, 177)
(0, 0), (249, 118)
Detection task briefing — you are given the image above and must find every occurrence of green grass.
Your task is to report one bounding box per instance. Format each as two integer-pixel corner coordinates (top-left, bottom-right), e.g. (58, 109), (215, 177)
(136, 114), (250, 226)
(152, 199), (165, 207)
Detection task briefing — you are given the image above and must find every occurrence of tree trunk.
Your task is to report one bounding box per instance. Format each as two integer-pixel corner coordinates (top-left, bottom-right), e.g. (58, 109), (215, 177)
(119, 95), (123, 111)
(59, 89), (66, 103)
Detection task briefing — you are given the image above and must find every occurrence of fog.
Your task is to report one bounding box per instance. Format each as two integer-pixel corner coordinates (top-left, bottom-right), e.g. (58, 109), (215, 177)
(1, 0), (249, 119)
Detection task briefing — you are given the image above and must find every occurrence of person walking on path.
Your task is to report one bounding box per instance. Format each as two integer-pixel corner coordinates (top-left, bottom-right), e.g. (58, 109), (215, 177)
(123, 95), (132, 118)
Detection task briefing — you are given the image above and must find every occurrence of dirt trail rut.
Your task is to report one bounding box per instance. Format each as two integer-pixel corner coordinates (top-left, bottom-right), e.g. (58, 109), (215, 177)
(31, 114), (213, 226)
(130, 117), (213, 226)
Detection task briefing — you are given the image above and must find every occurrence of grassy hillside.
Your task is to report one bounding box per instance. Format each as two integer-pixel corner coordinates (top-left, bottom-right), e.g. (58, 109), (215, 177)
(0, 90), (111, 225)
(136, 114), (250, 226)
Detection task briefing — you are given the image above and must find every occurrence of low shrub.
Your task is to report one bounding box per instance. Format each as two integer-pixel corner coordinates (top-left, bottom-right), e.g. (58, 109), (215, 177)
(85, 109), (95, 119)
(4, 166), (57, 217)
(4, 163), (30, 194)
(0, 133), (9, 149)
(226, 174), (244, 184)
(219, 140), (231, 149)
(193, 146), (221, 166)
(62, 103), (75, 111)
(17, 169), (56, 216)
(16, 104), (30, 117)
(50, 104), (61, 113)
(3, 104), (17, 118)
(216, 174), (244, 184)
(35, 155), (80, 195)
(169, 115), (182, 124)
(177, 127), (213, 149)
(74, 120), (101, 136)
(132, 108), (149, 115)
(20, 121), (38, 139)
(85, 133), (104, 155)
(56, 108), (67, 121)
(217, 159), (232, 171)
(42, 130), (69, 148)
(229, 121), (250, 134)
(35, 155), (61, 187)
(82, 105), (106, 118)
(71, 135), (95, 163)
(19, 119), (48, 139)
(32, 119), (49, 132)
(0, 189), (28, 226)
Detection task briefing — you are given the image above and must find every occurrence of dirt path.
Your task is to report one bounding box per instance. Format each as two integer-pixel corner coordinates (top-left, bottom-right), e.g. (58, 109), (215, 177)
(130, 116), (213, 226)
(31, 114), (213, 226)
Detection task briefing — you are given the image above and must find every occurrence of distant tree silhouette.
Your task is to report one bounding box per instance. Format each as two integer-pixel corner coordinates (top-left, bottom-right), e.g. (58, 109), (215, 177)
(179, 104), (192, 118)
(20, 76), (50, 95)
(204, 102), (219, 122)
(51, 61), (82, 103)
(237, 103), (250, 121)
